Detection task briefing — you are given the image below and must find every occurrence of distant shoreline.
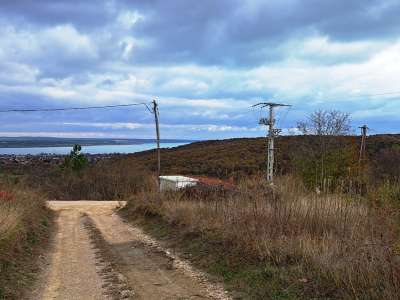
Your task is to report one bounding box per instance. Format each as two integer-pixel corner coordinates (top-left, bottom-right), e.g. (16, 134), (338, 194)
(0, 137), (193, 148)
(0, 142), (190, 156)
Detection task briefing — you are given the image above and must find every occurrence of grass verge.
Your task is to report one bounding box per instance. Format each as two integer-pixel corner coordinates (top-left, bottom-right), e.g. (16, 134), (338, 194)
(120, 176), (400, 299)
(0, 179), (53, 299)
(120, 211), (312, 299)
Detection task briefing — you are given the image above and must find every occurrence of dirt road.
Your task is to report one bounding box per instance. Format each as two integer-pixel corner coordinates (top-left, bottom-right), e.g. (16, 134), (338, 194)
(30, 201), (230, 300)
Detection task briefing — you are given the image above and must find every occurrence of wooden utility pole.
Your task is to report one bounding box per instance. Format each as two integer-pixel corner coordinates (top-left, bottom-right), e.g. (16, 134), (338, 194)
(358, 124), (368, 164)
(253, 102), (291, 183)
(152, 99), (161, 190)
(357, 124), (369, 193)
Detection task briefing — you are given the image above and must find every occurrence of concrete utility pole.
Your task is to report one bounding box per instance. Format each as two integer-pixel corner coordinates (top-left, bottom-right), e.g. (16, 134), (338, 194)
(253, 102), (291, 183)
(358, 125), (368, 164)
(152, 99), (161, 190)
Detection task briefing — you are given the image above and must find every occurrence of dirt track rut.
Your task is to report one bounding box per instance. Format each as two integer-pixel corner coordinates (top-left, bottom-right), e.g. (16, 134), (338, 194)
(30, 201), (230, 300)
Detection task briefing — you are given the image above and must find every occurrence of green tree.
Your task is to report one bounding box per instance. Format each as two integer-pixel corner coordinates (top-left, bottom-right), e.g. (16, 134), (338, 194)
(61, 144), (88, 172)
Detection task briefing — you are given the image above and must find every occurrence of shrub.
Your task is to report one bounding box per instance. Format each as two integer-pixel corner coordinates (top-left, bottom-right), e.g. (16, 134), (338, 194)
(0, 178), (51, 298)
(125, 175), (400, 299)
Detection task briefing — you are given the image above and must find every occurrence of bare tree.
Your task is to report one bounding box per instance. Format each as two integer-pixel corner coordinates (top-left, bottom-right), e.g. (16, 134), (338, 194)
(296, 109), (352, 192)
(297, 109), (351, 136)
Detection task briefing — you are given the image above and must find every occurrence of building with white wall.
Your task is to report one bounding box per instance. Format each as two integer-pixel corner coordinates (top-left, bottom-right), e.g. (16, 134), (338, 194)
(159, 175), (198, 191)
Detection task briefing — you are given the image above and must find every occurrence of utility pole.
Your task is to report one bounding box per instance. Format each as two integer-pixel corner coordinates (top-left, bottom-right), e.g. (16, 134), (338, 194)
(358, 124), (368, 164)
(253, 102), (291, 183)
(357, 124), (368, 194)
(152, 99), (161, 190)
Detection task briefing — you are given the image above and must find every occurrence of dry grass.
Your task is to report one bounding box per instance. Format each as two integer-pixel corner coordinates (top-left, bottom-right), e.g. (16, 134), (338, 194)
(126, 175), (400, 299)
(29, 160), (153, 200)
(0, 178), (51, 299)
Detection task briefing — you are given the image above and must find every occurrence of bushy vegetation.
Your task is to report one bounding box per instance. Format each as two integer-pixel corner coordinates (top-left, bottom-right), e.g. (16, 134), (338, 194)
(124, 176), (400, 299)
(0, 178), (52, 299)
(34, 159), (152, 200)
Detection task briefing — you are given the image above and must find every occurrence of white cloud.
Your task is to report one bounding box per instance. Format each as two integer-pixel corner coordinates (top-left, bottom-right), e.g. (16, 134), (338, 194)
(0, 62), (39, 84)
(191, 110), (230, 120)
(62, 122), (263, 132)
(0, 23), (97, 74)
(248, 39), (400, 104)
(117, 10), (144, 29)
(64, 122), (151, 129)
(41, 25), (98, 59)
(119, 37), (136, 60)
(161, 78), (209, 95)
(0, 24), (41, 61)
(296, 36), (385, 60)
(2, 36), (400, 115)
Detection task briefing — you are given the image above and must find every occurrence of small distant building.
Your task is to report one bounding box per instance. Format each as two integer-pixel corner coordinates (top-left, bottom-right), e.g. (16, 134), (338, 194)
(159, 175), (199, 191)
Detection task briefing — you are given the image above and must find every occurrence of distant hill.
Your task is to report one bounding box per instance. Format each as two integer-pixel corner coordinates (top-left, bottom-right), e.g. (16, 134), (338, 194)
(12, 134), (400, 199)
(0, 137), (193, 148)
(123, 134), (400, 180)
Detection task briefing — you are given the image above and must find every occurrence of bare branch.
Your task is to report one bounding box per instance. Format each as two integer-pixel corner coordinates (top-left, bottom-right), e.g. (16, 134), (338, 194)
(298, 109), (351, 136)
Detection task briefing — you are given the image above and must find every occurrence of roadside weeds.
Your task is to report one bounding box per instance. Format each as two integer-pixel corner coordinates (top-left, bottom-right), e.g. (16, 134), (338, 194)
(0, 185), (53, 300)
(120, 176), (400, 299)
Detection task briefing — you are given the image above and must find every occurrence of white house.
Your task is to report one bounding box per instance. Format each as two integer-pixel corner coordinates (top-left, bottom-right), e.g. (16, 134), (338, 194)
(159, 175), (198, 191)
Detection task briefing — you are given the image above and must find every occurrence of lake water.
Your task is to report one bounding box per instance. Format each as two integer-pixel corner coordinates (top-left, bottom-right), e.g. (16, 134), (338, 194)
(0, 142), (188, 155)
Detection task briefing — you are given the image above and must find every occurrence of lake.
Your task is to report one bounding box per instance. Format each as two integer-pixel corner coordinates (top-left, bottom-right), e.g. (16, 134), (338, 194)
(0, 142), (188, 155)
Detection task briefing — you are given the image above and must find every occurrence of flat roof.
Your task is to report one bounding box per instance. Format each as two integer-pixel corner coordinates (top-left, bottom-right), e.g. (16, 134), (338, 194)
(159, 175), (198, 182)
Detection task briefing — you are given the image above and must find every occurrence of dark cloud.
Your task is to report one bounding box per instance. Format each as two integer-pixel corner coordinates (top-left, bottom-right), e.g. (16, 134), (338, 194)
(3, 0), (398, 72)
(122, 0), (400, 66)
(315, 1), (400, 41)
(0, 0), (114, 29)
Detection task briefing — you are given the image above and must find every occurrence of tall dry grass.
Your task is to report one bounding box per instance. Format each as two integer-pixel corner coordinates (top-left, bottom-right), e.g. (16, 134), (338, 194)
(0, 178), (51, 298)
(28, 160), (153, 200)
(127, 175), (400, 299)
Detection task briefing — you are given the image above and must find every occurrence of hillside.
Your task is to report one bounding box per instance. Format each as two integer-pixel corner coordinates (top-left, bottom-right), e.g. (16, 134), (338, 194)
(11, 134), (400, 201)
(126, 134), (400, 180)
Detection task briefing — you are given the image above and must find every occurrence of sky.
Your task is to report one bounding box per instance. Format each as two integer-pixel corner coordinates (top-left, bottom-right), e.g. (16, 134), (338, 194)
(1, 0), (400, 140)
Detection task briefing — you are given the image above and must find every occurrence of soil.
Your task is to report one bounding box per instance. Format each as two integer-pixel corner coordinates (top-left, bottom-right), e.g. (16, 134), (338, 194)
(29, 201), (230, 300)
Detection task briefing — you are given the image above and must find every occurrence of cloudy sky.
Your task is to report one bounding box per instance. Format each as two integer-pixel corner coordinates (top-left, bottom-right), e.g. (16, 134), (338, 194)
(1, 0), (400, 140)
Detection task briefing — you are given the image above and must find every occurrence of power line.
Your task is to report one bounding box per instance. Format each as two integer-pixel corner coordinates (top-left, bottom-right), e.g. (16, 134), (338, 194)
(0, 102), (150, 113)
(0, 99), (163, 183)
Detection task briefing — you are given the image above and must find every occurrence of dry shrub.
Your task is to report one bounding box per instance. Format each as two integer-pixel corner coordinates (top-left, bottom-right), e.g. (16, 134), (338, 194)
(34, 160), (154, 200)
(0, 185), (45, 253)
(127, 175), (400, 299)
(0, 179), (51, 298)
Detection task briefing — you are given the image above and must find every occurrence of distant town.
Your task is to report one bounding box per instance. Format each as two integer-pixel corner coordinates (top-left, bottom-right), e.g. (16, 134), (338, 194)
(0, 137), (193, 148)
(0, 152), (119, 168)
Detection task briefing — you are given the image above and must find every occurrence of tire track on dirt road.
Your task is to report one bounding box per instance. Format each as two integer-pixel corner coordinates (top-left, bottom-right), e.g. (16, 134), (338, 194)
(30, 201), (230, 300)
(29, 206), (109, 300)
